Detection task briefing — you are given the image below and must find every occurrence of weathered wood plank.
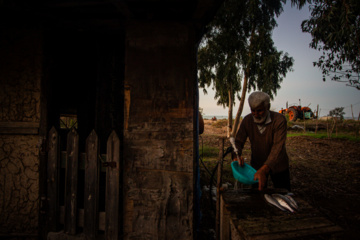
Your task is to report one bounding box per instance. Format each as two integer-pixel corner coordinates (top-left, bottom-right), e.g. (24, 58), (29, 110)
(220, 194), (230, 240)
(0, 121), (39, 134)
(47, 127), (60, 232)
(38, 101), (49, 239)
(124, 169), (193, 239)
(61, 152), (104, 171)
(64, 128), (79, 235)
(216, 138), (224, 240)
(222, 189), (343, 239)
(59, 206), (106, 231)
(84, 130), (100, 238)
(105, 130), (121, 240)
(245, 219), (343, 240)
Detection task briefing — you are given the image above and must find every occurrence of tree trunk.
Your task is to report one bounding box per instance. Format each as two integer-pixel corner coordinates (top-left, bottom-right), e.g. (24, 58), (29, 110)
(230, 26), (255, 138)
(231, 72), (248, 138)
(227, 84), (233, 138)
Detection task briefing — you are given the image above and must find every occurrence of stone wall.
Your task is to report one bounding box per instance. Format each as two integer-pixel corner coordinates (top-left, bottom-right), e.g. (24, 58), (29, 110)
(0, 135), (40, 233)
(123, 22), (197, 239)
(0, 26), (42, 235)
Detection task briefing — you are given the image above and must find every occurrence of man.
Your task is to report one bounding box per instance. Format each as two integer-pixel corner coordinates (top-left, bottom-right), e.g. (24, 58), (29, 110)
(232, 91), (291, 191)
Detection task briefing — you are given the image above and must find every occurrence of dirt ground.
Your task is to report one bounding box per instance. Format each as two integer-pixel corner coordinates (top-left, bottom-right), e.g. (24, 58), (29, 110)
(198, 119), (360, 239)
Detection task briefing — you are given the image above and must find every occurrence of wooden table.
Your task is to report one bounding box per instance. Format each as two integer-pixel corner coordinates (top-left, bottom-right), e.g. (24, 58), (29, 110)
(220, 189), (343, 240)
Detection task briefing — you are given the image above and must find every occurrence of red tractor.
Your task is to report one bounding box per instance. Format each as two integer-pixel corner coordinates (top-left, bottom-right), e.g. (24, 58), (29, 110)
(279, 103), (316, 122)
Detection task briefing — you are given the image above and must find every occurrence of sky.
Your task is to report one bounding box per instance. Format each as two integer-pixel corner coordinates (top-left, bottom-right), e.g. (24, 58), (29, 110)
(199, 3), (360, 119)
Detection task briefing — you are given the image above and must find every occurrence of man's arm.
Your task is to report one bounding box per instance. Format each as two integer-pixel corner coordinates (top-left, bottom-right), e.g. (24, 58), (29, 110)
(231, 118), (248, 165)
(264, 115), (288, 172)
(253, 164), (271, 190)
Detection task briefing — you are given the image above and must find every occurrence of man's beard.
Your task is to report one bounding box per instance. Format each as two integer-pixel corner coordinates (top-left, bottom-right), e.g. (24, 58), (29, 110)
(253, 111), (269, 124)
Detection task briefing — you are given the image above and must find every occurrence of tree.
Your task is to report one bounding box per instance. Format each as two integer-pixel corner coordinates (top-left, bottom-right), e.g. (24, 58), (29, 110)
(300, 0), (360, 90)
(198, 0), (294, 137)
(326, 107), (345, 138)
(328, 107), (345, 120)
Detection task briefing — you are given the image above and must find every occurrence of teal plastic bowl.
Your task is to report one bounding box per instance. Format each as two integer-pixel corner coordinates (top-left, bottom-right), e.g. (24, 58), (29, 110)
(231, 162), (259, 185)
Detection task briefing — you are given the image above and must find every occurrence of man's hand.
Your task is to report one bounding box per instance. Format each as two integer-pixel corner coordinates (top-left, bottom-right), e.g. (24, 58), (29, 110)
(232, 155), (244, 166)
(253, 165), (270, 191)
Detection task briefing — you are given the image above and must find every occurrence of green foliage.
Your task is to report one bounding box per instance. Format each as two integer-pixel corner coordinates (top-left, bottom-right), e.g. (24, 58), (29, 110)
(200, 145), (219, 159)
(328, 107), (345, 120)
(199, 144), (236, 184)
(60, 115), (78, 129)
(288, 132), (359, 142)
(198, 0), (294, 108)
(300, 0), (360, 89)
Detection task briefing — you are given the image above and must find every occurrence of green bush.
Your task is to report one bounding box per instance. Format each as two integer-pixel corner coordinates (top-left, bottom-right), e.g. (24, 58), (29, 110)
(200, 145), (219, 158)
(287, 132), (360, 142)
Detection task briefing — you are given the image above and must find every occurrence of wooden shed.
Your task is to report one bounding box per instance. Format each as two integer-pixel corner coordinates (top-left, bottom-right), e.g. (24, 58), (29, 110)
(0, 1), (224, 239)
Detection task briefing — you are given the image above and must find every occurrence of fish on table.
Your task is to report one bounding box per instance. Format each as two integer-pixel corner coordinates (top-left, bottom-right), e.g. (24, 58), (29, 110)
(284, 194), (298, 210)
(264, 193), (299, 213)
(264, 194), (286, 211)
(272, 194), (295, 213)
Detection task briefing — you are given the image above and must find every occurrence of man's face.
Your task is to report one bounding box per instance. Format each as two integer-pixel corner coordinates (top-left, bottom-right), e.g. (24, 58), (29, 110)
(251, 103), (268, 124)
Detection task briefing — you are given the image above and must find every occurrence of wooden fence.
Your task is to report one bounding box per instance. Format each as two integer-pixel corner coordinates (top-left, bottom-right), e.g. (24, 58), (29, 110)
(46, 127), (121, 239)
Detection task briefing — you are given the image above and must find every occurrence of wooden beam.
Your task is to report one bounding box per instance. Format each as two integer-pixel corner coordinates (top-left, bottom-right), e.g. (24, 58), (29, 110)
(216, 137), (225, 240)
(47, 127), (60, 232)
(0, 121), (39, 134)
(220, 194), (230, 240)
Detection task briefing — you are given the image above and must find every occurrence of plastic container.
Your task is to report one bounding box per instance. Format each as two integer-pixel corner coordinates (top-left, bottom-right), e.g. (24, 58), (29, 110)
(231, 162), (258, 185)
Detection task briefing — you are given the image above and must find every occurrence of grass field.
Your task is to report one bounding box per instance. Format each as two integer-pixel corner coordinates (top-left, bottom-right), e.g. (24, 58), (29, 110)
(199, 119), (360, 188)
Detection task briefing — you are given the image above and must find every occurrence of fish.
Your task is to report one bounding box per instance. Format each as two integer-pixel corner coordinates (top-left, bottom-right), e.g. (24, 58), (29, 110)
(272, 194), (295, 213)
(285, 194), (298, 210)
(264, 194), (286, 211)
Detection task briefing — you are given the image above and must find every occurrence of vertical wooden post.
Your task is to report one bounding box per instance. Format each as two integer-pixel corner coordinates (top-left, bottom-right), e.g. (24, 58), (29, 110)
(64, 128), (79, 235)
(315, 105), (319, 134)
(47, 127), (60, 232)
(351, 104), (354, 120)
(327, 118), (330, 139)
(303, 111), (306, 133)
(84, 130), (100, 238)
(105, 131), (121, 240)
(216, 137), (225, 240)
(356, 112), (360, 139)
(38, 66), (49, 240)
(220, 194), (230, 240)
